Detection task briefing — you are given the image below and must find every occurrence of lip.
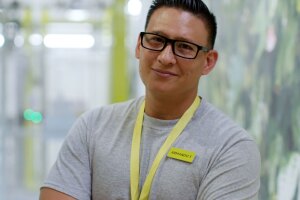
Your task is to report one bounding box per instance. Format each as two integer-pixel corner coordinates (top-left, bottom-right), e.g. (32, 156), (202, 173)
(152, 68), (178, 77)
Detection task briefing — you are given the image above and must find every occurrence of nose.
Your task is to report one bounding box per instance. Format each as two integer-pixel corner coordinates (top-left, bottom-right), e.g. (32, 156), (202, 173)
(157, 43), (176, 65)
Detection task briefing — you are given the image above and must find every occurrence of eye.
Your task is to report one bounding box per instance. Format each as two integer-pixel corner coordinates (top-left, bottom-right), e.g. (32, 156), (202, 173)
(147, 35), (165, 44)
(176, 42), (195, 51)
(176, 42), (197, 53)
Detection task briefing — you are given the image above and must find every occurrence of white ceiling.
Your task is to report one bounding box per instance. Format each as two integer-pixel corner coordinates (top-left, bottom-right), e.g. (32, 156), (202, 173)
(0, 0), (113, 9)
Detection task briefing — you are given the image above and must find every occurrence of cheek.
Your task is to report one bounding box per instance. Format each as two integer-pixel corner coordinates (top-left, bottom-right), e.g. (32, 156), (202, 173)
(139, 67), (146, 84)
(191, 60), (206, 76)
(138, 59), (149, 81)
(182, 63), (203, 78)
(139, 52), (158, 69)
(135, 38), (141, 59)
(185, 70), (201, 82)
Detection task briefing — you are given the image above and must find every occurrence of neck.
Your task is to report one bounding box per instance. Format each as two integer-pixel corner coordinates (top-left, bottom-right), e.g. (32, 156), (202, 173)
(144, 92), (198, 120)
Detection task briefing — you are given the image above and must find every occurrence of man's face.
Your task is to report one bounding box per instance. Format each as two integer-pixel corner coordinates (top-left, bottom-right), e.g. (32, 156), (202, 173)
(136, 7), (218, 98)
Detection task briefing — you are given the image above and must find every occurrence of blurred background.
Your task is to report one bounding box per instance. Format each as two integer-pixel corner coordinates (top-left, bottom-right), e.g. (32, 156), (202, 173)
(0, 0), (299, 199)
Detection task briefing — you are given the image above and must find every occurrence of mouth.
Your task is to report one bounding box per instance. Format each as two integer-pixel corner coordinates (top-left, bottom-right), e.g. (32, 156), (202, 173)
(152, 68), (178, 77)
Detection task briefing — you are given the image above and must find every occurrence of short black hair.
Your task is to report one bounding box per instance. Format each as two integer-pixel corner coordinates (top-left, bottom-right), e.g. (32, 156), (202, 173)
(145, 0), (217, 48)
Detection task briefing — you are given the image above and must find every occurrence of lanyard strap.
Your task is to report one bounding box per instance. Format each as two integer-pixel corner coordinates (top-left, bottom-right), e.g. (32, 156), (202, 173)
(130, 96), (200, 200)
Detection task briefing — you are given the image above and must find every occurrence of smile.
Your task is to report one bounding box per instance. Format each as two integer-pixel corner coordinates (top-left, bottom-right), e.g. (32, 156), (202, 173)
(152, 68), (178, 78)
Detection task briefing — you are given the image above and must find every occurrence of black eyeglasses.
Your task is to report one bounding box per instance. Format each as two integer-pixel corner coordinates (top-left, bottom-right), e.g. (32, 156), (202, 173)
(140, 32), (210, 59)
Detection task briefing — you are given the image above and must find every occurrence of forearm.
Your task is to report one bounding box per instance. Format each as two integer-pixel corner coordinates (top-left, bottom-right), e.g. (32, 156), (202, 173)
(40, 188), (76, 200)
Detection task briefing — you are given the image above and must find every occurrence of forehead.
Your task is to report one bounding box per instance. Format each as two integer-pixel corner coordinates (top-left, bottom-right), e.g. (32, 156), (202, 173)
(146, 7), (209, 44)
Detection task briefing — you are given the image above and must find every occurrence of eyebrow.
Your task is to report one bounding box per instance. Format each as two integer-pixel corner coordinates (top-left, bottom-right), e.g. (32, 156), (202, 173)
(148, 30), (198, 44)
(148, 31), (203, 46)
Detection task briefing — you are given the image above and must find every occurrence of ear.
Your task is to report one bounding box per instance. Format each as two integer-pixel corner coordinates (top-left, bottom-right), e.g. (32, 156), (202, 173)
(135, 35), (141, 59)
(202, 50), (218, 75)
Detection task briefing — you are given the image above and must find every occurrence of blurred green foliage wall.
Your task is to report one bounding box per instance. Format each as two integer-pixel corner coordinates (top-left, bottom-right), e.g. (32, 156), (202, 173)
(201, 0), (300, 199)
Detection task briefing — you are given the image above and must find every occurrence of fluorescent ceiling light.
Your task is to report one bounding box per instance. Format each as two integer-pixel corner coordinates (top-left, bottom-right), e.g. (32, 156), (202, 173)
(127, 0), (142, 16)
(66, 9), (89, 21)
(14, 35), (24, 47)
(29, 34), (43, 46)
(0, 34), (4, 47)
(44, 34), (95, 49)
(46, 23), (93, 34)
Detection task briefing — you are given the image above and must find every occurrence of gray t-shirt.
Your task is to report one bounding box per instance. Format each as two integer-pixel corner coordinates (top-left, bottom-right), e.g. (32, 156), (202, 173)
(42, 97), (260, 200)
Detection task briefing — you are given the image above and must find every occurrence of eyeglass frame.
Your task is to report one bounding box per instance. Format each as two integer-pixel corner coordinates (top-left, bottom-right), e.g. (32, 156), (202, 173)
(139, 32), (211, 59)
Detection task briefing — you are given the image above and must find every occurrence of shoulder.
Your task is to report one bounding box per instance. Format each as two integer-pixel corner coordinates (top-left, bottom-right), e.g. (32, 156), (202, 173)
(197, 97), (261, 167)
(61, 96), (144, 156)
(195, 99), (261, 199)
(78, 97), (144, 130)
(193, 98), (260, 163)
(196, 98), (255, 143)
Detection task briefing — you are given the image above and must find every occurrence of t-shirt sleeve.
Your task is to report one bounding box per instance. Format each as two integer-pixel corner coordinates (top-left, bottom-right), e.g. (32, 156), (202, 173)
(42, 114), (92, 200)
(197, 140), (261, 200)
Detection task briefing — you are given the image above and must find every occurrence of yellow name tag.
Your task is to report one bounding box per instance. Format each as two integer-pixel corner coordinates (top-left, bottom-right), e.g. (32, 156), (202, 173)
(167, 147), (196, 163)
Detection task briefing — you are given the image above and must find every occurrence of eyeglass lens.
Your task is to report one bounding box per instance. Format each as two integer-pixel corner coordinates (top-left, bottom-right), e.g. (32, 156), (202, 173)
(141, 33), (202, 59)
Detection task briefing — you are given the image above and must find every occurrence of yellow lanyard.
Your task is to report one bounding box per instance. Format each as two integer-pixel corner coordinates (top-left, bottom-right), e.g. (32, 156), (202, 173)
(130, 96), (200, 200)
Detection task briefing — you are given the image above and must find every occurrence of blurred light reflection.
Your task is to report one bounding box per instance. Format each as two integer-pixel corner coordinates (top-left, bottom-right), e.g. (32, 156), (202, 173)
(127, 0), (142, 16)
(66, 9), (89, 21)
(0, 34), (4, 47)
(14, 35), (24, 47)
(43, 34), (95, 49)
(29, 34), (43, 46)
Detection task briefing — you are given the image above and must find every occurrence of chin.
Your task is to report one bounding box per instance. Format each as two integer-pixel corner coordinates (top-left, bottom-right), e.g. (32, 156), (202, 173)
(148, 85), (176, 95)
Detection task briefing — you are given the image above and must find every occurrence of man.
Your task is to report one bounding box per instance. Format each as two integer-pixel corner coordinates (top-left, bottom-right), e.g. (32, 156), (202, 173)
(40, 0), (260, 199)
